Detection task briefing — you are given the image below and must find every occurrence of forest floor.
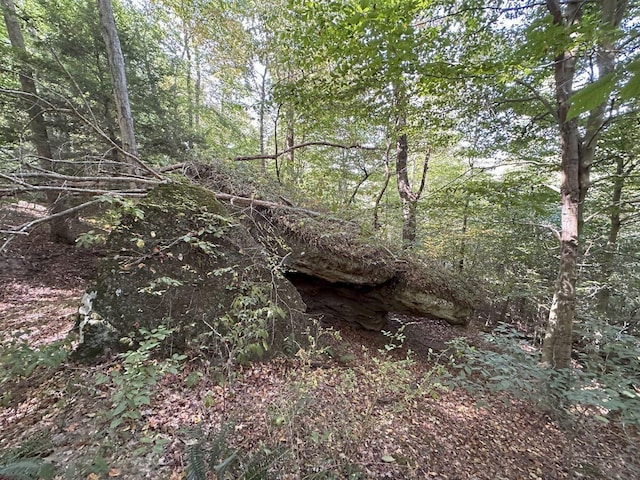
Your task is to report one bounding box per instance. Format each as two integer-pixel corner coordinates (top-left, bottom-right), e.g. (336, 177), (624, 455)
(1, 203), (639, 479)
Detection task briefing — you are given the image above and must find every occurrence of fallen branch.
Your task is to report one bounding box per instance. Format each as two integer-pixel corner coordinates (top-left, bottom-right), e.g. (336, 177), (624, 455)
(11, 172), (162, 185)
(0, 198), (104, 251)
(213, 192), (324, 217)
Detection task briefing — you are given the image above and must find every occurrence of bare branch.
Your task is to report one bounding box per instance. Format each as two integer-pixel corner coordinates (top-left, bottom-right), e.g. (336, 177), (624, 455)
(233, 141), (381, 162)
(214, 192), (323, 217)
(373, 141), (393, 230)
(1, 198), (104, 251)
(514, 79), (559, 121)
(12, 172), (161, 185)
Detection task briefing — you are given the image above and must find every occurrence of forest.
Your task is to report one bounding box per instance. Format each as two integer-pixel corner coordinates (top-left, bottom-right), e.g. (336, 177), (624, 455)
(1, 0), (640, 478)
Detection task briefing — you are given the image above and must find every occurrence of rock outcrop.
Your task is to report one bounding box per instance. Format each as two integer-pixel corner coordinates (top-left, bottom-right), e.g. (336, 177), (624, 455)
(76, 172), (474, 358)
(251, 208), (474, 330)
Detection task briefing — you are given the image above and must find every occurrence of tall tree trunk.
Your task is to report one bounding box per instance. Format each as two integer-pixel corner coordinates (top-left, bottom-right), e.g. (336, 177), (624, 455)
(393, 83), (430, 250)
(458, 194), (470, 272)
(395, 123), (416, 248)
(373, 142), (392, 231)
(542, 0), (627, 368)
(97, 0), (139, 173)
(183, 22), (193, 132)
(194, 42), (201, 131)
(542, 0), (584, 369)
(1, 0), (73, 242)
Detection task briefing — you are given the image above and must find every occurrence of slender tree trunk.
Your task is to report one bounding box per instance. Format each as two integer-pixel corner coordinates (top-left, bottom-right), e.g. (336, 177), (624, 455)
(373, 142), (392, 231)
(395, 124), (417, 248)
(542, 0), (583, 369)
(459, 194), (470, 272)
(97, 0), (139, 173)
(285, 105), (295, 180)
(1, 0), (73, 242)
(194, 42), (201, 131)
(542, 0), (627, 368)
(597, 157), (629, 312)
(259, 65), (268, 174)
(393, 83), (430, 250)
(183, 23), (193, 132)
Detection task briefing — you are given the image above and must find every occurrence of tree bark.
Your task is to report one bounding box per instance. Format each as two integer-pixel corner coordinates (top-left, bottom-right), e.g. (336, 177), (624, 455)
(542, 0), (627, 368)
(1, 0), (73, 242)
(395, 125), (416, 248)
(96, 0), (139, 172)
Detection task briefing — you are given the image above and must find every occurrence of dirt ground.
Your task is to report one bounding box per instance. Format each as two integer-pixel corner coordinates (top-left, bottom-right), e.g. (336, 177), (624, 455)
(1, 203), (639, 479)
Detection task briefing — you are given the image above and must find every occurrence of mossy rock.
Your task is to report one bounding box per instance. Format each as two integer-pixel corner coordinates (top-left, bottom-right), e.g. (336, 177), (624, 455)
(75, 183), (308, 360)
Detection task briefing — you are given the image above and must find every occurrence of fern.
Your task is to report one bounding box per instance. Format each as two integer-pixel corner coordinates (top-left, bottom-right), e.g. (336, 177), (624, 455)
(0, 458), (55, 480)
(184, 424), (238, 480)
(241, 446), (286, 480)
(186, 443), (206, 480)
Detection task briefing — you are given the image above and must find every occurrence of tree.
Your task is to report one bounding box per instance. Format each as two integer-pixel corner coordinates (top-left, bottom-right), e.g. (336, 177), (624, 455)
(541, 0), (629, 369)
(276, 0), (451, 246)
(96, 0), (138, 171)
(1, 0), (73, 242)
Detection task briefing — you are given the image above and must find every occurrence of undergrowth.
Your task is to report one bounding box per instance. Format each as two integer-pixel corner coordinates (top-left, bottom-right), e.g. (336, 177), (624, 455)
(445, 321), (640, 429)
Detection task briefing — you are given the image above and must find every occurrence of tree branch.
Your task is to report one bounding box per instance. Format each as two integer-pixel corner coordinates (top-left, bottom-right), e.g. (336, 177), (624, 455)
(233, 141), (381, 162)
(1, 198), (104, 251)
(514, 79), (559, 121)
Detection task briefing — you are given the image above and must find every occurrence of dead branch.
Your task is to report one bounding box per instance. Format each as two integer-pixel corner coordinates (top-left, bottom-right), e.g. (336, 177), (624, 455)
(3, 67), (164, 181)
(373, 141), (393, 230)
(214, 192), (357, 226)
(213, 192), (324, 217)
(233, 141), (381, 162)
(12, 172), (161, 185)
(0, 198), (104, 251)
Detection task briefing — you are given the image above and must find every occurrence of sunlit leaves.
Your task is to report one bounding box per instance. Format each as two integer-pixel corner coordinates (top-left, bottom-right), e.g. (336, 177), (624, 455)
(567, 71), (617, 120)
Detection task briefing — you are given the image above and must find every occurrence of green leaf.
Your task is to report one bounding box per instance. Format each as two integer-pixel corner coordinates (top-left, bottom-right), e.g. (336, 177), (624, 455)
(620, 61), (640, 101)
(381, 455), (395, 463)
(593, 414), (610, 424)
(567, 72), (617, 120)
(112, 401), (127, 417)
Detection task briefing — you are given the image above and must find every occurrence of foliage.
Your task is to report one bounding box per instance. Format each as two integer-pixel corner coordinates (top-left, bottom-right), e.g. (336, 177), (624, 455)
(184, 424), (238, 480)
(0, 336), (68, 387)
(197, 280), (285, 376)
(446, 323), (640, 428)
(183, 424), (288, 480)
(0, 430), (56, 480)
(0, 459), (55, 480)
(95, 325), (185, 431)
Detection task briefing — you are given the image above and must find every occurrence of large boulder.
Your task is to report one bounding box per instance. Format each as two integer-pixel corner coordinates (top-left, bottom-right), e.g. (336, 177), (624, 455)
(75, 183), (308, 360)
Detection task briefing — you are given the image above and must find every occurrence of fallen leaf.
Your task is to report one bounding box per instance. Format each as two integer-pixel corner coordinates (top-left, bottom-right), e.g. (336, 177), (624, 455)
(108, 467), (121, 477)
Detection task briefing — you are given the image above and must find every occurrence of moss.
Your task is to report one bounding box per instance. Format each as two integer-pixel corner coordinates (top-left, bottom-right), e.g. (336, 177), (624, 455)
(144, 183), (228, 217)
(78, 182), (309, 361)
